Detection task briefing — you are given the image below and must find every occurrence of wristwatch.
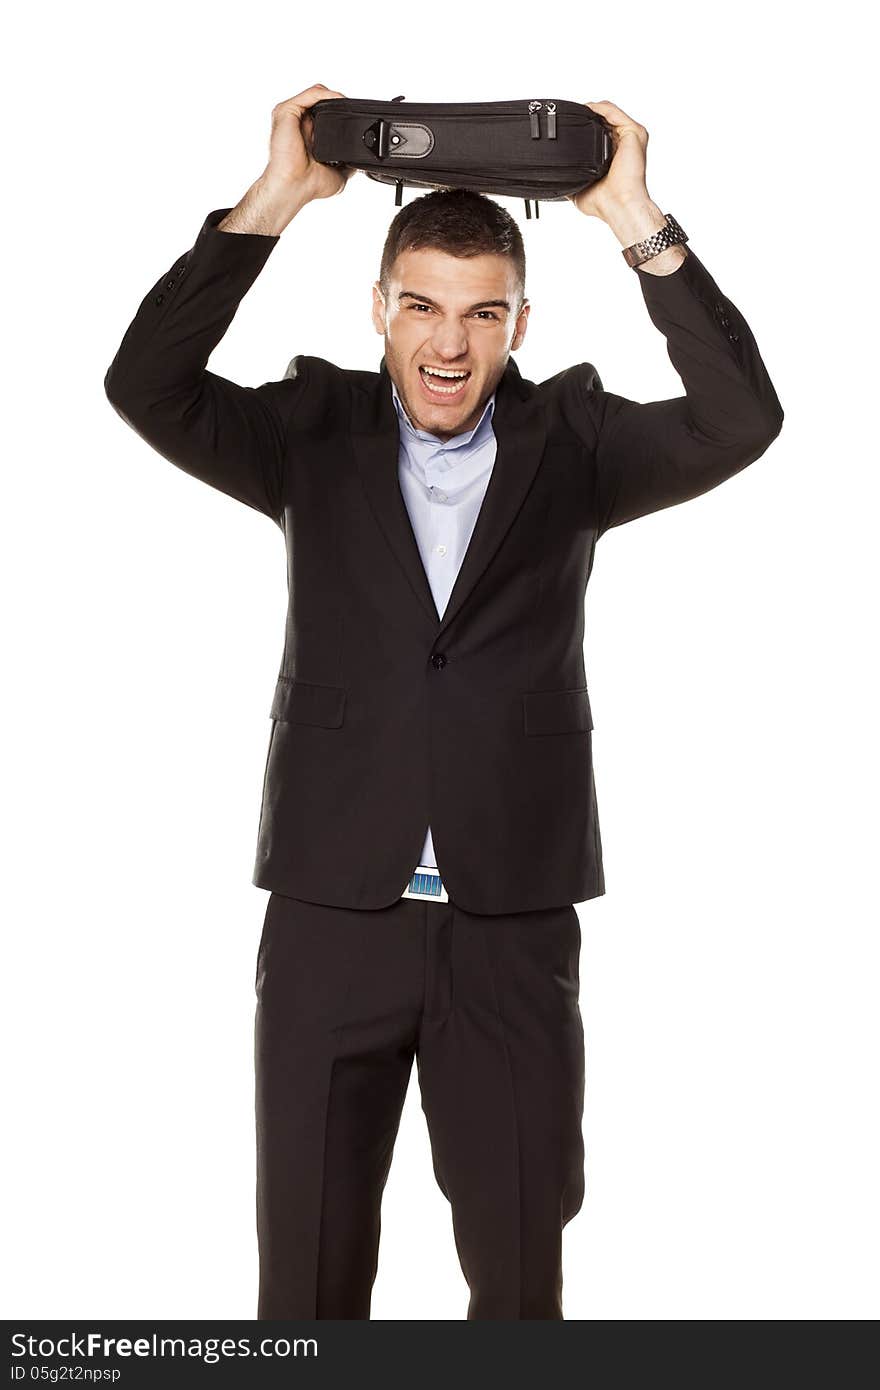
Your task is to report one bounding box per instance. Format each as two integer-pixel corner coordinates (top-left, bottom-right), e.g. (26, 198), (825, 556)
(622, 213), (688, 269)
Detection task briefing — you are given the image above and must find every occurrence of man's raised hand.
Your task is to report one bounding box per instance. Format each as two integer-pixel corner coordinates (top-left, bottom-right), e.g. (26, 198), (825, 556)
(262, 84), (357, 204)
(220, 84), (356, 235)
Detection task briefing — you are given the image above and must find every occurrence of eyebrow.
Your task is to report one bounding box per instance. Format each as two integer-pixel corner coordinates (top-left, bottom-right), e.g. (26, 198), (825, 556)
(398, 291), (511, 313)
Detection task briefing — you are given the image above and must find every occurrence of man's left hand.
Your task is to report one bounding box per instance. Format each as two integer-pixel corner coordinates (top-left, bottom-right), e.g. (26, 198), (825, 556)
(567, 100), (652, 219)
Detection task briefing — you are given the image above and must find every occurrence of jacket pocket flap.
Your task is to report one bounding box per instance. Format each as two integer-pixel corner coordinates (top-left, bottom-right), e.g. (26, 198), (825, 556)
(523, 686), (593, 736)
(271, 677), (346, 728)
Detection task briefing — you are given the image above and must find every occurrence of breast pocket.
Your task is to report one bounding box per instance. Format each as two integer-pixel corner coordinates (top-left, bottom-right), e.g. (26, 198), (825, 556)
(270, 677), (347, 728)
(522, 686), (593, 736)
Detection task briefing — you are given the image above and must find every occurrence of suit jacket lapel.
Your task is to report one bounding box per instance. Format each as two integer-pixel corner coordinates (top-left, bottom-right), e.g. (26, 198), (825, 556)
(352, 355), (547, 638)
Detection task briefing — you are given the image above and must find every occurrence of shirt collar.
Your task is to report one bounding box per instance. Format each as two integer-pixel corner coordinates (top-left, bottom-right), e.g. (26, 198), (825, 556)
(391, 376), (495, 450)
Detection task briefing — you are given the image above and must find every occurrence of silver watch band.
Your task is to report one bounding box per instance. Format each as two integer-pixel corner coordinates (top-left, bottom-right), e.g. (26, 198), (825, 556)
(622, 213), (688, 269)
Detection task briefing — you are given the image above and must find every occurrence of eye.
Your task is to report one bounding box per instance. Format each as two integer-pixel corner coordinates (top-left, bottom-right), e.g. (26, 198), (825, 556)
(406, 303), (498, 320)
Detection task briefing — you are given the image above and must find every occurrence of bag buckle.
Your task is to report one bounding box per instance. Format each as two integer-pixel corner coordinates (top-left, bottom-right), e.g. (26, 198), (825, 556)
(364, 119), (396, 160)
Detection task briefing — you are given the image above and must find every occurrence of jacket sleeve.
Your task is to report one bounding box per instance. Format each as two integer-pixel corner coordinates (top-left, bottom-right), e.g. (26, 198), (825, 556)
(103, 207), (309, 526)
(577, 247), (784, 538)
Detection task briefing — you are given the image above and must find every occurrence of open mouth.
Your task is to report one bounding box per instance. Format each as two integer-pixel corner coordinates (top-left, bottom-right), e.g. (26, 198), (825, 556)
(418, 365), (471, 401)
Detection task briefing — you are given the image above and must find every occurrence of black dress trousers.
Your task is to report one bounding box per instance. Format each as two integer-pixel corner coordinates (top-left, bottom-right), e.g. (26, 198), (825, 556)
(254, 890), (586, 1319)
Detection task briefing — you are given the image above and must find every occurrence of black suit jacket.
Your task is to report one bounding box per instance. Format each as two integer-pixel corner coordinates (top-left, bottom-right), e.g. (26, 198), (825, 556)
(104, 207), (783, 914)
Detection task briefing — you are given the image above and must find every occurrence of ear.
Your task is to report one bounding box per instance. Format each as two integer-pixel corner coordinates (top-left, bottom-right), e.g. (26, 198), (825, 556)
(510, 300), (530, 352)
(371, 281), (386, 336)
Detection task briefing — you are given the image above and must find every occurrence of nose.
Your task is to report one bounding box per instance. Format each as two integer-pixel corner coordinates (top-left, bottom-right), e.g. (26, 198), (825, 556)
(429, 323), (470, 360)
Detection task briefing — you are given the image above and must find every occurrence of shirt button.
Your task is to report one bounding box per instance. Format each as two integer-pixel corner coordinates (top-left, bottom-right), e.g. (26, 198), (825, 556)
(436, 491), (448, 502)
(435, 544), (447, 556)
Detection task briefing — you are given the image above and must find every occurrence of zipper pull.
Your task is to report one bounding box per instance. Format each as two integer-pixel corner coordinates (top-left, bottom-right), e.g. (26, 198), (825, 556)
(545, 101), (557, 139)
(528, 100), (543, 139)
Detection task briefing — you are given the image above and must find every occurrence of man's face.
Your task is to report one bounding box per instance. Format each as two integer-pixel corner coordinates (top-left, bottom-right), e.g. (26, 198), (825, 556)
(371, 247), (530, 442)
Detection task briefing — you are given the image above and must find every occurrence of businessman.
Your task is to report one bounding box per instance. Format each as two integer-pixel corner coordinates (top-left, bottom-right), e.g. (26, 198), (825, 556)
(104, 84), (783, 1320)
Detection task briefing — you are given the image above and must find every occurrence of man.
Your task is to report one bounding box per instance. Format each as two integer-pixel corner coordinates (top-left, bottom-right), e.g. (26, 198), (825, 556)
(104, 84), (783, 1320)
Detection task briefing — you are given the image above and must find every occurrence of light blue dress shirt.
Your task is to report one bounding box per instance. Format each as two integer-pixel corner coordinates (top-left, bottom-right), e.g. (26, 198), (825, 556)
(391, 375), (498, 871)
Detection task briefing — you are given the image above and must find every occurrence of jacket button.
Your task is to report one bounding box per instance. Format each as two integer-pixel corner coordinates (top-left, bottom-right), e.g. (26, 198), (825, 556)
(431, 652), (447, 670)
(154, 293), (165, 304)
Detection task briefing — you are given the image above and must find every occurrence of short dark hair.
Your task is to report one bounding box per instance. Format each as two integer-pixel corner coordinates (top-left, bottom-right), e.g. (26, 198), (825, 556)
(378, 188), (526, 310)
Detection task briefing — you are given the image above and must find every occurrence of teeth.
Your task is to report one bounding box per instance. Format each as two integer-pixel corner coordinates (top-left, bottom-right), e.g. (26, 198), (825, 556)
(422, 376), (467, 395)
(421, 366), (469, 379)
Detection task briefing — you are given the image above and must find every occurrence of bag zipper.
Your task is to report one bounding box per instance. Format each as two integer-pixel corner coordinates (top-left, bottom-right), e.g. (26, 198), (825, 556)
(332, 97), (573, 139)
(528, 100), (558, 139)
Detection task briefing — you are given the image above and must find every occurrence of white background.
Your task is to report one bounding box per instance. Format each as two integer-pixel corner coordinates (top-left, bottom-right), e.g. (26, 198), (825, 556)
(3, 0), (877, 1321)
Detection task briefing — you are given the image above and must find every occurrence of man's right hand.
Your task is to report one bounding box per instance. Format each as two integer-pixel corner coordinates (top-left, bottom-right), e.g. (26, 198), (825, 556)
(264, 83), (355, 203)
(221, 84), (355, 236)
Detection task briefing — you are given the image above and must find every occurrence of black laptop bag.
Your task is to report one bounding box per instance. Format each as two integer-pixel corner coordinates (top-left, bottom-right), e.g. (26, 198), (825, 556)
(309, 96), (614, 219)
